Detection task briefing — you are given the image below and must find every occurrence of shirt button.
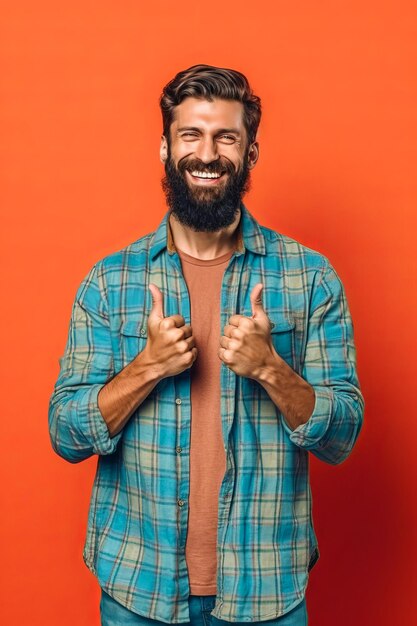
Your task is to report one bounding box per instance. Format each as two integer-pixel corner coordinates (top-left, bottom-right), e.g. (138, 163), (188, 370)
(176, 446), (182, 453)
(140, 327), (146, 335)
(177, 499), (186, 507)
(175, 398), (182, 405)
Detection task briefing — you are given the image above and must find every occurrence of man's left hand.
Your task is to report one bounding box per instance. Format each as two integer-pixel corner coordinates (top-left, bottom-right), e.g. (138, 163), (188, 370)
(218, 283), (277, 380)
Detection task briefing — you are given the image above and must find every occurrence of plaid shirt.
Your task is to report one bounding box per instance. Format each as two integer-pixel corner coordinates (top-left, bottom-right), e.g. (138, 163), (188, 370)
(48, 203), (364, 623)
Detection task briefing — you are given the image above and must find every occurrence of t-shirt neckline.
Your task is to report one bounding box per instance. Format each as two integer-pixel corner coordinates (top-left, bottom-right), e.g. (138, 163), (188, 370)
(176, 246), (235, 267)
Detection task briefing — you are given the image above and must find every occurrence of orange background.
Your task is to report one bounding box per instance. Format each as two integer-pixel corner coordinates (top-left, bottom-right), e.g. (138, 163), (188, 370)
(1, 2), (416, 624)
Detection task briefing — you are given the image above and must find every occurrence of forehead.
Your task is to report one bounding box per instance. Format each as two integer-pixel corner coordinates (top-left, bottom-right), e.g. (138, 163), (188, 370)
(170, 97), (246, 133)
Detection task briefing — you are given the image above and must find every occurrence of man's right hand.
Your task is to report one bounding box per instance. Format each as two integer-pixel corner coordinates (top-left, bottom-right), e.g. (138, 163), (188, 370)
(143, 283), (198, 379)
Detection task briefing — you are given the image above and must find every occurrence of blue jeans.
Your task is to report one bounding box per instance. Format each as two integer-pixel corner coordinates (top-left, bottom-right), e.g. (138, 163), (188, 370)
(100, 590), (308, 626)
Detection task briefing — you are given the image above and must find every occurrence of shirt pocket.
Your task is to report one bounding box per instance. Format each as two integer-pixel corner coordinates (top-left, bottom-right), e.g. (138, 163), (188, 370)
(117, 319), (148, 368)
(268, 317), (302, 372)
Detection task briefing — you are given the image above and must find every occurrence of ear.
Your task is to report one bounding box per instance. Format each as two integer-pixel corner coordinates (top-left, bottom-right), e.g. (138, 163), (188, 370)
(160, 135), (168, 164)
(247, 141), (259, 170)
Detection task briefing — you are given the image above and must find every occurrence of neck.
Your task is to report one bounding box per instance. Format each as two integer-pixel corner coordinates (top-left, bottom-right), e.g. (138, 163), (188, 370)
(168, 208), (241, 260)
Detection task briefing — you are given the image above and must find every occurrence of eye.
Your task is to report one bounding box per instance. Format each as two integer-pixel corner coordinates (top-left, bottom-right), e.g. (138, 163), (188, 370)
(218, 134), (237, 144)
(181, 132), (199, 140)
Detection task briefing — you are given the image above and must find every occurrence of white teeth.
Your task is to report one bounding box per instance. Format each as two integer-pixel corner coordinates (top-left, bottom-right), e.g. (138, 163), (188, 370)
(190, 170), (221, 179)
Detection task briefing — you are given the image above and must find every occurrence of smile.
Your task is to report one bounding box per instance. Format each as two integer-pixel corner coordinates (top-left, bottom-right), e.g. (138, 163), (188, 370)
(186, 170), (227, 185)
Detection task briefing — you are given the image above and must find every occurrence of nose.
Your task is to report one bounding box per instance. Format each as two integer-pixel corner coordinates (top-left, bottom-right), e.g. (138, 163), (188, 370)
(194, 136), (219, 164)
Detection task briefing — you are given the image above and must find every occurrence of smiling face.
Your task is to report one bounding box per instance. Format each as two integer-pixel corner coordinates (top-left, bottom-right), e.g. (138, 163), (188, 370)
(160, 97), (259, 232)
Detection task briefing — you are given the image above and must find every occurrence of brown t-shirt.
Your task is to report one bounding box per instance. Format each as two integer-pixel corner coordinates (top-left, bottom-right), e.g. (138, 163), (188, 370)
(176, 245), (234, 595)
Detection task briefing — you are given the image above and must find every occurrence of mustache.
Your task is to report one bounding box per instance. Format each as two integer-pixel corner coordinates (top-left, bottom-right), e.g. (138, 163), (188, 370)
(177, 157), (235, 176)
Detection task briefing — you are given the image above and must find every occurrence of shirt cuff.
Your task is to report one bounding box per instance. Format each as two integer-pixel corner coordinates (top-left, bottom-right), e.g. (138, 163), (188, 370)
(73, 383), (123, 455)
(280, 386), (334, 449)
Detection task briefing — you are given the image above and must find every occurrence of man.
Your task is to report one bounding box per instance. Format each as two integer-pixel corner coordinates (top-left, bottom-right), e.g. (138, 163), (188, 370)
(49, 64), (364, 626)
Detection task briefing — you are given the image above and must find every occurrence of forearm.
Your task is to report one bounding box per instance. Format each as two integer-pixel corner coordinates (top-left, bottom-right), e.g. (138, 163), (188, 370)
(98, 348), (164, 438)
(254, 350), (315, 431)
(254, 349), (363, 464)
(250, 260), (364, 464)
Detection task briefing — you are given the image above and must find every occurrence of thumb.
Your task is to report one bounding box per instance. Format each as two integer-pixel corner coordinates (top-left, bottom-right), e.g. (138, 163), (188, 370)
(149, 283), (164, 320)
(250, 283), (266, 319)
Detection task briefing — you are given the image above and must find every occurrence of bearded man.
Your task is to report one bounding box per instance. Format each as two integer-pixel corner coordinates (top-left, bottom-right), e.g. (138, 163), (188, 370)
(49, 64), (364, 626)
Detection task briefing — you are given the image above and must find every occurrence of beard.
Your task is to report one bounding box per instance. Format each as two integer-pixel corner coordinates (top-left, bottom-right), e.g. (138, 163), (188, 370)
(161, 147), (251, 232)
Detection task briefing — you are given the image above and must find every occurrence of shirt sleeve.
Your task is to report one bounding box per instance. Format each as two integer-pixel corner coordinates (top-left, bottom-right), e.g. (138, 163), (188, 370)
(48, 262), (123, 463)
(281, 260), (365, 464)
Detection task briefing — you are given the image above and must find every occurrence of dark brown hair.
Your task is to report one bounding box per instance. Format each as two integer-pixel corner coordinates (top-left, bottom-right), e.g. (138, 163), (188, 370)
(160, 64), (262, 145)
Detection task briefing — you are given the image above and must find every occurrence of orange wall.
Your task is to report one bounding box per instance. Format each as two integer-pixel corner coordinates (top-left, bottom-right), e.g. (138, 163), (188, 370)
(1, 2), (416, 624)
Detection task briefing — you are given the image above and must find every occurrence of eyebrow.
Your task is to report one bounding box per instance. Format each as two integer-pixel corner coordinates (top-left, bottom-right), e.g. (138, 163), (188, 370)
(176, 126), (241, 136)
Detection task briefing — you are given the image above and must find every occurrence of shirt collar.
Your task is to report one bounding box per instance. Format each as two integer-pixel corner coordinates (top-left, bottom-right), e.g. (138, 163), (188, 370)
(149, 202), (267, 261)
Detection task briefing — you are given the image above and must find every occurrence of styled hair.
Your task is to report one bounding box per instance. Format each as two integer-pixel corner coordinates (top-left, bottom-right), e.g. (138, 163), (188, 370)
(160, 64), (262, 145)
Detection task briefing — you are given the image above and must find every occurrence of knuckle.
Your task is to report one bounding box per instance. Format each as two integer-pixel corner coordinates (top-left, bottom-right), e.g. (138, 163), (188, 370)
(160, 319), (171, 331)
(171, 328), (183, 342)
(177, 340), (188, 353)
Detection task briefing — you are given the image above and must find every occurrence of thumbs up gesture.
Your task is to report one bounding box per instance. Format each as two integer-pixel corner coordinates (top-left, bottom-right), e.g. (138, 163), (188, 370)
(218, 283), (276, 380)
(144, 283), (198, 379)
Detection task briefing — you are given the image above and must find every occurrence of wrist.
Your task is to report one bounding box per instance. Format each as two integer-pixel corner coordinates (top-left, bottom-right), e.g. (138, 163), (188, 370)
(254, 349), (315, 430)
(254, 349), (285, 385)
(132, 347), (165, 384)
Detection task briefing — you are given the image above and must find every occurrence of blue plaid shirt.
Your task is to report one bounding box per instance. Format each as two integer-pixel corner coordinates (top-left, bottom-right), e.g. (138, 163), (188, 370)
(49, 203), (364, 623)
